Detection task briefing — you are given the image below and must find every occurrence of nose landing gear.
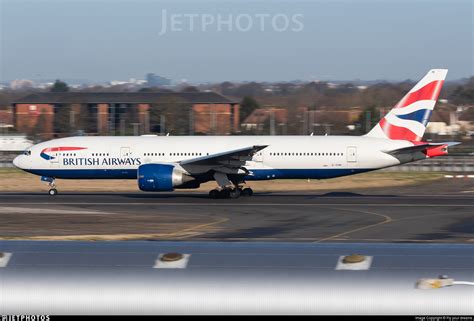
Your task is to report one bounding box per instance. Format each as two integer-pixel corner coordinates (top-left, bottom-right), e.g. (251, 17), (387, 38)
(41, 176), (58, 196)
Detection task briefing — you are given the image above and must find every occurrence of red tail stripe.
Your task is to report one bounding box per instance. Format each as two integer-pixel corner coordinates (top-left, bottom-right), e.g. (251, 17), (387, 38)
(379, 118), (420, 141)
(395, 80), (444, 109)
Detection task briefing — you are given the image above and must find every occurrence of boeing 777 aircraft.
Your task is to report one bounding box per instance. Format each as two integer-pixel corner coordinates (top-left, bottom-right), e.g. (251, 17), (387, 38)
(14, 69), (458, 198)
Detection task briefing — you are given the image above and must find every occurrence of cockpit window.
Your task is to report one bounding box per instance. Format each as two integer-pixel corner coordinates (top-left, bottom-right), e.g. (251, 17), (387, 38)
(23, 150), (31, 156)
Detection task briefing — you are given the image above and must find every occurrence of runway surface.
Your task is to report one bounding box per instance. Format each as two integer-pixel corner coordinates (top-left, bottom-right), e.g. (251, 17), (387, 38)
(0, 186), (472, 242)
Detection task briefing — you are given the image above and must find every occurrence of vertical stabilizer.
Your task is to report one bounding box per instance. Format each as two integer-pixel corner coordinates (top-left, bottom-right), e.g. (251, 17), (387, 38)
(365, 69), (448, 141)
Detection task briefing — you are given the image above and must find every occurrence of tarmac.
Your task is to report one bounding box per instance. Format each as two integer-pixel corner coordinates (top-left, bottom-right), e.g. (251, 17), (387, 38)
(0, 178), (473, 242)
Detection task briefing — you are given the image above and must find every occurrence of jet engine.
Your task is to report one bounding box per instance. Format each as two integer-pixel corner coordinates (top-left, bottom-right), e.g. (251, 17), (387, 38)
(138, 163), (194, 192)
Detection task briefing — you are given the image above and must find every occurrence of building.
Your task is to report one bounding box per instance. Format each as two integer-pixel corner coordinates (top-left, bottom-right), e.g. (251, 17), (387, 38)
(13, 92), (239, 139)
(426, 104), (474, 136)
(241, 106), (363, 135)
(146, 74), (172, 86)
(0, 107), (14, 129)
(241, 108), (288, 134)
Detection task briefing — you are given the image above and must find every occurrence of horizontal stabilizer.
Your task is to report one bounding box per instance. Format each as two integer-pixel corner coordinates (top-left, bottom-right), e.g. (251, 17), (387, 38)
(385, 142), (460, 157)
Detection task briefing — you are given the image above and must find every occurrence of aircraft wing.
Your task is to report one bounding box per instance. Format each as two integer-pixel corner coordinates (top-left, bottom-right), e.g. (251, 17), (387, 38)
(179, 145), (268, 171)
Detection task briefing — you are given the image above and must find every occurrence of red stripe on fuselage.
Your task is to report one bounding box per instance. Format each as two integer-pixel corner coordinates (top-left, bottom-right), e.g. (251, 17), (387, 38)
(43, 147), (87, 153)
(395, 80), (444, 109)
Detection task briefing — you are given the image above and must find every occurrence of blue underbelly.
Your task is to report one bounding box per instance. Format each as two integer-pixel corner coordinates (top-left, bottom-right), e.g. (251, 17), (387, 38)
(26, 168), (372, 180)
(26, 169), (138, 179)
(246, 168), (371, 180)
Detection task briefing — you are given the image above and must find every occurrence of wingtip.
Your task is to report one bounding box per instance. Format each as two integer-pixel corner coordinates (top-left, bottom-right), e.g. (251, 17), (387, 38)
(445, 141), (461, 147)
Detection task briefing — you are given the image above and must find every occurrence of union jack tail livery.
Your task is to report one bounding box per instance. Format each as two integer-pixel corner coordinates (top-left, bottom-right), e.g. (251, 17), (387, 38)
(366, 69), (448, 141)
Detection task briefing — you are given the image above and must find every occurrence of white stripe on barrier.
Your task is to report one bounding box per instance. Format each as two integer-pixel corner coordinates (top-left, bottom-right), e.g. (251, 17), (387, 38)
(444, 175), (474, 179)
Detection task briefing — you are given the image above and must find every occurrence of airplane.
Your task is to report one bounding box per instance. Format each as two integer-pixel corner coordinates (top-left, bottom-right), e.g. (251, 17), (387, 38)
(13, 69), (458, 198)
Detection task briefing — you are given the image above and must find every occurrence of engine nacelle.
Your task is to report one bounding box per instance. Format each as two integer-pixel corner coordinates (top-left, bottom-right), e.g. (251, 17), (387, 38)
(137, 164), (193, 192)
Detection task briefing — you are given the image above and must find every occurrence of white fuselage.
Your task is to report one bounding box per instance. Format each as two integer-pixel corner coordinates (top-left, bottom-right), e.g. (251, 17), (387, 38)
(14, 135), (413, 181)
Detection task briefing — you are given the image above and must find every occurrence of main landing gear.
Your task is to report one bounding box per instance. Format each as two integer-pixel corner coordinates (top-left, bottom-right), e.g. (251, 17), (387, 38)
(208, 187), (253, 199)
(209, 172), (254, 199)
(41, 176), (58, 196)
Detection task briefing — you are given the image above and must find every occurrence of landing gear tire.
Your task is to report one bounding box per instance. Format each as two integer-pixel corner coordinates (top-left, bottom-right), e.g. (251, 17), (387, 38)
(229, 188), (241, 199)
(241, 188), (253, 197)
(220, 189), (231, 199)
(48, 188), (58, 196)
(209, 189), (220, 199)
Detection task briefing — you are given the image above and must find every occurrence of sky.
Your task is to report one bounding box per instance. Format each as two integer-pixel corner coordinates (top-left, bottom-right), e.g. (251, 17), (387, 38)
(0, 0), (473, 83)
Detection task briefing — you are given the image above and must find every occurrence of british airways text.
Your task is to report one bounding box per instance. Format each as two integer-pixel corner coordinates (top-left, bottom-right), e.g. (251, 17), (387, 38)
(62, 157), (142, 166)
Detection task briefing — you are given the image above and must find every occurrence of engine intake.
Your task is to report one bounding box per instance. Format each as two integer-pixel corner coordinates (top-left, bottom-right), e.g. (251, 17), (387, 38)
(138, 164), (193, 192)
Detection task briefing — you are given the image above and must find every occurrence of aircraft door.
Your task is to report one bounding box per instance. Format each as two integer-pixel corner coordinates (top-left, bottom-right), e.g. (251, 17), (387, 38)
(120, 147), (131, 158)
(50, 151), (60, 168)
(250, 150), (264, 168)
(253, 151), (264, 162)
(347, 146), (357, 164)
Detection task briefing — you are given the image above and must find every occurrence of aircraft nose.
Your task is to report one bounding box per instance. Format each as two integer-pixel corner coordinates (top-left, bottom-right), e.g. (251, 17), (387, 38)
(13, 155), (23, 169)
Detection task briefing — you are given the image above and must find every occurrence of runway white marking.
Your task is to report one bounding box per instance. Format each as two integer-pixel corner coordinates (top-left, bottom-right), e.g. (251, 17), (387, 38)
(0, 207), (108, 215)
(8, 203), (474, 207)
